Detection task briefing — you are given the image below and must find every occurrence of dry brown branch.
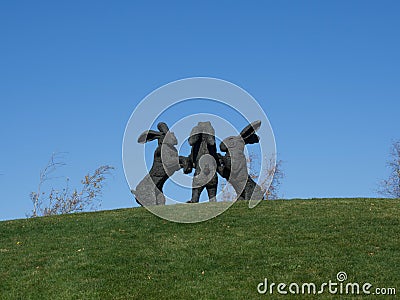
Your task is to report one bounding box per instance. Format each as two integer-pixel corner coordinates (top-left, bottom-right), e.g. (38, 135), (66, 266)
(377, 140), (400, 198)
(220, 152), (284, 201)
(30, 153), (114, 217)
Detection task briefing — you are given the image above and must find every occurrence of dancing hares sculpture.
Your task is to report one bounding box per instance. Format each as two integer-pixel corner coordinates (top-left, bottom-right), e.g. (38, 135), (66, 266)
(131, 122), (183, 206)
(186, 121), (220, 203)
(131, 120), (266, 205)
(217, 120), (265, 200)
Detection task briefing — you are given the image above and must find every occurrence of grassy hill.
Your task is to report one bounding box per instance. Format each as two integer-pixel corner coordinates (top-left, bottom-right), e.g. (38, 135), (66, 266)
(0, 199), (399, 299)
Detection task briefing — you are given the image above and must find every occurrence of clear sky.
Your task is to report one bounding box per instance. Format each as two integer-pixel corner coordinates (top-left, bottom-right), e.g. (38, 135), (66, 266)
(1, 1), (399, 221)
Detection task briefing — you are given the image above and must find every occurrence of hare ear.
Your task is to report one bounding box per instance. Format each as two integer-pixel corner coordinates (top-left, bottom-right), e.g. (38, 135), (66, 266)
(188, 125), (200, 145)
(157, 122), (169, 133)
(243, 134), (259, 144)
(240, 120), (261, 144)
(137, 130), (161, 143)
(205, 122), (215, 146)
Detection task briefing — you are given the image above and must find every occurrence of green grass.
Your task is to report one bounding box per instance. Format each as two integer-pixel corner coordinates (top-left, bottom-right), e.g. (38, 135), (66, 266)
(0, 199), (399, 299)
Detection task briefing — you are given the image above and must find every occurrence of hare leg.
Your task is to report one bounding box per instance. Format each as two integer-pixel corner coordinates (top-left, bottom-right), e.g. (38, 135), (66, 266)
(206, 186), (217, 202)
(156, 190), (166, 205)
(188, 185), (205, 203)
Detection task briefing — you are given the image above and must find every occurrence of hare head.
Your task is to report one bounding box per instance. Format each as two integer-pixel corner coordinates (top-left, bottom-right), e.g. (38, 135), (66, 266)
(137, 122), (178, 146)
(188, 121), (216, 146)
(220, 120), (261, 153)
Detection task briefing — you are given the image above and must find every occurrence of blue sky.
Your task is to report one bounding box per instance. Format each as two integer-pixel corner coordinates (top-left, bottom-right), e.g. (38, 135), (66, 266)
(1, 1), (399, 220)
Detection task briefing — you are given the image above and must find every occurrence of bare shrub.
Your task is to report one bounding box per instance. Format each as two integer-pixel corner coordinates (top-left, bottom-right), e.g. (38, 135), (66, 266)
(30, 153), (114, 217)
(220, 152), (284, 201)
(377, 140), (400, 198)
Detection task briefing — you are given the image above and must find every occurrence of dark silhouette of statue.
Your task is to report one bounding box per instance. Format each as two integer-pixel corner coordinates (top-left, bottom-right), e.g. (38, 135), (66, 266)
(131, 122), (187, 206)
(217, 120), (265, 200)
(186, 121), (220, 203)
(131, 120), (266, 205)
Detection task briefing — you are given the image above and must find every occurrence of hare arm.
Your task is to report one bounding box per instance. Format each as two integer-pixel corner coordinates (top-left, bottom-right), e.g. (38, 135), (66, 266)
(179, 156), (193, 174)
